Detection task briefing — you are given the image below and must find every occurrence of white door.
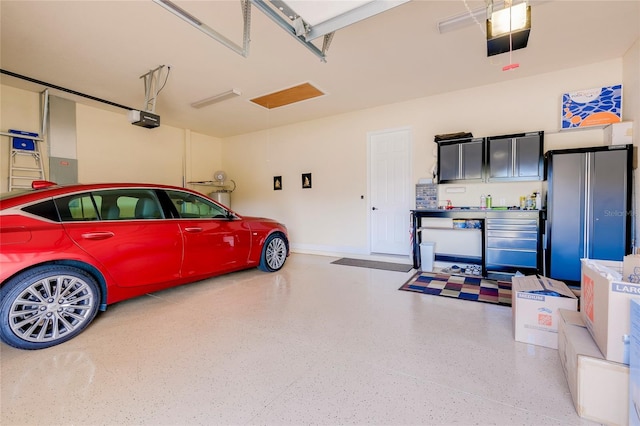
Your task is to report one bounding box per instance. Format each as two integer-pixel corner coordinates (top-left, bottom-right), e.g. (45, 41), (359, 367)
(369, 128), (412, 255)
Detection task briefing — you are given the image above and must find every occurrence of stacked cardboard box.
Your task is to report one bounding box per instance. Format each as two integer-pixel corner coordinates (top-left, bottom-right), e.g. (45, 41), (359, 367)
(581, 258), (640, 364)
(573, 257), (640, 425)
(511, 265), (635, 424)
(511, 275), (578, 349)
(558, 309), (629, 425)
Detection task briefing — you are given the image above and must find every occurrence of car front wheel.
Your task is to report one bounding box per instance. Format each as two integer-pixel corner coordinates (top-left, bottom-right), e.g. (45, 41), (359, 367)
(0, 265), (100, 350)
(259, 233), (288, 272)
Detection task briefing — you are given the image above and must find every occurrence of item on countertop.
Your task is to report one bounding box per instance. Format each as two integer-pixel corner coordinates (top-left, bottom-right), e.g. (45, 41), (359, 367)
(465, 219), (482, 229)
(486, 194), (492, 209)
(525, 195), (535, 210)
(480, 194), (486, 209)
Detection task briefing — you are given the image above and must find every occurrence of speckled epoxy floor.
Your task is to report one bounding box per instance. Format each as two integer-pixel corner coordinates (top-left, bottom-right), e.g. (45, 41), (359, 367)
(1, 253), (597, 425)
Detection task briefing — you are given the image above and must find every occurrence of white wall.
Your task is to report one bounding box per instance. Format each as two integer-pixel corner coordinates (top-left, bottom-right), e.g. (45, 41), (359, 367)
(0, 88), (223, 193)
(76, 104), (224, 188)
(1, 55), (636, 258)
(223, 115), (371, 255)
(0, 85), (45, 188)
(223, 59), (626, 256)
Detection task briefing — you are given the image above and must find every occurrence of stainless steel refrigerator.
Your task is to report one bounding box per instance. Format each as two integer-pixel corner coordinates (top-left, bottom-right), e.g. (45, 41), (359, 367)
(544, 144), (633, 285)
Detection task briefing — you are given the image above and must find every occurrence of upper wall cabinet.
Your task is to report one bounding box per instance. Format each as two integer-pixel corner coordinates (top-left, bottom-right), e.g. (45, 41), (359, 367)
(437, 137), (485, 183)
(486, 131), (544, 182)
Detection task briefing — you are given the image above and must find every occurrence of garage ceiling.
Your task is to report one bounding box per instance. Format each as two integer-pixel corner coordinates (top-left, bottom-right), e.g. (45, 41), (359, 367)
(1, 1), (638, 138)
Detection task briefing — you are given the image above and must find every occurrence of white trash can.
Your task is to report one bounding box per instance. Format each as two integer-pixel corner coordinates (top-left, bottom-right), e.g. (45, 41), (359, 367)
(420, 242), (435, 272)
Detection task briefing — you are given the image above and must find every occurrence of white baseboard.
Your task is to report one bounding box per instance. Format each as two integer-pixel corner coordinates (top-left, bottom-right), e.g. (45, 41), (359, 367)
(290, 243), (412, 264)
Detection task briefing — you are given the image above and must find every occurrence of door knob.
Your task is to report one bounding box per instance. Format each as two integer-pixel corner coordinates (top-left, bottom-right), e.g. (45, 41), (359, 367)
(372, 207), (378, 210)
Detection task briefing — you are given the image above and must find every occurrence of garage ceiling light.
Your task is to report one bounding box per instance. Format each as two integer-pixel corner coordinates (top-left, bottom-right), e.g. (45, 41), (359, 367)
(191, 89), (242, 109)
(486, 0), (531, 57)
(489, 1), (529, 37)
(437, 0), (544, 34)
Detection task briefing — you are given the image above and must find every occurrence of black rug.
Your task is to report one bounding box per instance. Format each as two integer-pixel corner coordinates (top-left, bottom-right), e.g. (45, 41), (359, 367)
(331, 258), (414, 273)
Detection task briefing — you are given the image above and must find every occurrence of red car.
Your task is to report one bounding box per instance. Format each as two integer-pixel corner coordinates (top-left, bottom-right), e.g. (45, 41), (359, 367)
(0, 181), (289, 350)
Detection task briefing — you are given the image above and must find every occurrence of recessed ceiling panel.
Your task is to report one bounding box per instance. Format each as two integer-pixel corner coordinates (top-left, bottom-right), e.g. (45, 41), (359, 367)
(250, 82), (324, 109)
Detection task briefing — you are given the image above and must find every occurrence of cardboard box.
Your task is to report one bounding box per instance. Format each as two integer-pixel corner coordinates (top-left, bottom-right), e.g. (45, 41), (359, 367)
(558, 309), (629, 425)
(604, 121), (633, 145)
(581, 258), (640, 364)
(624, 254), (640, 283)
(512, 275), (578, 349)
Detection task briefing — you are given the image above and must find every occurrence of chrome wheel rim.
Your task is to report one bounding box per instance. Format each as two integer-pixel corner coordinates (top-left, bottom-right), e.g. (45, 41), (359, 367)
(266, 237), (287, 270)
(9, 274), (96, 343)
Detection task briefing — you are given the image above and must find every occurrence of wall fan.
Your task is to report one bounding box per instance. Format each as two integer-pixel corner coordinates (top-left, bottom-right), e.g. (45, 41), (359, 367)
(212, 170), (236, 192)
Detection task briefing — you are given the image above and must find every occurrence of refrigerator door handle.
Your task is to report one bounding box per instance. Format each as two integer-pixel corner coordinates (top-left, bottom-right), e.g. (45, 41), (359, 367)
(511, 139), (517, 176)
(583, 153), (591, 258)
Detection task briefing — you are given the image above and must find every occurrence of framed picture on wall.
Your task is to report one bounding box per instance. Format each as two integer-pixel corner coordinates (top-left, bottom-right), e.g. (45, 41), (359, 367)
(273, 176), (282, 190)
(561, 84), (622, 129)
(302, 173), (312, 189)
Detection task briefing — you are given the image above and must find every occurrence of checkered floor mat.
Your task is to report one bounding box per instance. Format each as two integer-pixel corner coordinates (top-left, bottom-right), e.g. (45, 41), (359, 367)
(399, 271), (512, 306)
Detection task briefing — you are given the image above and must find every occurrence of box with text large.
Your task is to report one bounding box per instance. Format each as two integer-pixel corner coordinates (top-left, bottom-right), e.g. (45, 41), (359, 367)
(581, 259), (640, 364)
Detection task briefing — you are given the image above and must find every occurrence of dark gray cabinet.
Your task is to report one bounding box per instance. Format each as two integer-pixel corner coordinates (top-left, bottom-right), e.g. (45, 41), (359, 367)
(545, 145), (632, 284)
(487, 131), (544, 181)
(485, 212), (540, 275)
(437, 138), (484, 183)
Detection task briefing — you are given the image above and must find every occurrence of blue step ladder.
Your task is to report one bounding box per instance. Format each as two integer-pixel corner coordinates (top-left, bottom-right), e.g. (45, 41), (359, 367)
(7, 129), (44, 191)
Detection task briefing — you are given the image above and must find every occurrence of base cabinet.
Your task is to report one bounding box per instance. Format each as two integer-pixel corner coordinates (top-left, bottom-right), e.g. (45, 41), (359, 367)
(485, 214), (539, 274)
(412, 209), (542, 276)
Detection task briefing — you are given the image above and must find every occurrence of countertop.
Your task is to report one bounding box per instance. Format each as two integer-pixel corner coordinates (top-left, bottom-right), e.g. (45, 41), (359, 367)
(411, 208), (544, 219)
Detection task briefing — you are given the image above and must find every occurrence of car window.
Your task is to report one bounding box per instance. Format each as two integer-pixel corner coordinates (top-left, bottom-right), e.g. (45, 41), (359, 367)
(21, 199), (60, 222)
(56, 194), (99, 221)
(55, 189), (164, 222)
(166, 190), (228, 219)
(92, 189), (164, 220)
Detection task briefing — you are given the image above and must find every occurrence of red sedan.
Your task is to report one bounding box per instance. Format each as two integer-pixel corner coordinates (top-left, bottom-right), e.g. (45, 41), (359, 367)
(0, 181), (289, 349)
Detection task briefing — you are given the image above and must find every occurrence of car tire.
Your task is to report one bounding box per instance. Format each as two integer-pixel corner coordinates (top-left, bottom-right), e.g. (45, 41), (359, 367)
(258, 233), (288, 272)
(0, 265), (101, 350)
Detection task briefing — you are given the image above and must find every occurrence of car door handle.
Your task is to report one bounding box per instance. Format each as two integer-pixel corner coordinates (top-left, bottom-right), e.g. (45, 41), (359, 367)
(184, 227), (203, 233)
(81, 231), (115, 240)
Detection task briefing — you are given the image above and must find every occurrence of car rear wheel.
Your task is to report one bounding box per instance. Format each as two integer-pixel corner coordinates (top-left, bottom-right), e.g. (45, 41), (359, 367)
(0, 265), (100, 350)
(259, 233), (288, 272)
